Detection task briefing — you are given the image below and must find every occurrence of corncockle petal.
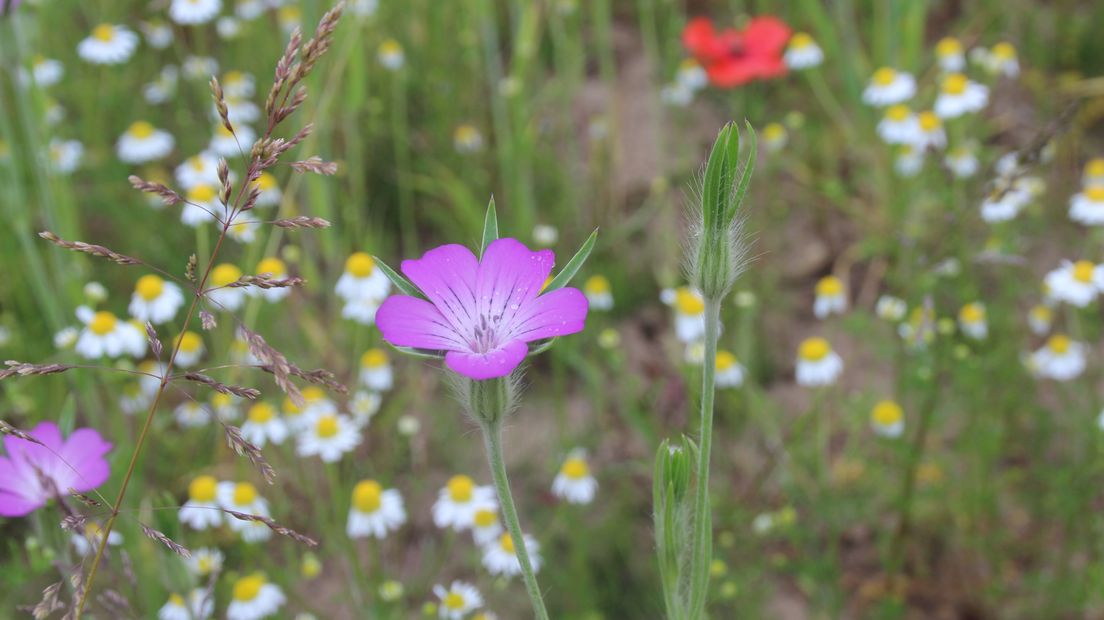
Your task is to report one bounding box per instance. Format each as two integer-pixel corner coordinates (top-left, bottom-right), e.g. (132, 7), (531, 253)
(475, 238), (555, 331)
(445, 340), (528, 380)
(60, 428), (113, 492)
(0, 422), (112, 517)
(507, 288), (589, 342)
(376, 295), (471, 351)
(401, 244), (479, 335)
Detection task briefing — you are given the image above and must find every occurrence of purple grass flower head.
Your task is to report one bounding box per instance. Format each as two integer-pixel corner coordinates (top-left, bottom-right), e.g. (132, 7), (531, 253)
(0, 422), (112, 517)
(376, 238), (589, 380)
(1, 0), (20, 16)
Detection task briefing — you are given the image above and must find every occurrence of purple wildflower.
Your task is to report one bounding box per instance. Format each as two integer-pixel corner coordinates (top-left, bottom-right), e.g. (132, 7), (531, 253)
(376, 238), (589, 380)
(0, 422), (112, 517)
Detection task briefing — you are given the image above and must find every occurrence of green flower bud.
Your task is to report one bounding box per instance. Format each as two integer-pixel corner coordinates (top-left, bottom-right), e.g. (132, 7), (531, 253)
(453, 374), (517, 425)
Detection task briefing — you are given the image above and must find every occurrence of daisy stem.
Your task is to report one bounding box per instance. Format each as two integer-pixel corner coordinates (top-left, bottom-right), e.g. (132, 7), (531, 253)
(479, 417), (550, 620)
(686, 297), (721, 619)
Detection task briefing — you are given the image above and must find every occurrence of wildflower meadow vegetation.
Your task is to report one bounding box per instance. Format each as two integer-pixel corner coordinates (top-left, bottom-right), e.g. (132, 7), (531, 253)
(2, 0), (1104, 618)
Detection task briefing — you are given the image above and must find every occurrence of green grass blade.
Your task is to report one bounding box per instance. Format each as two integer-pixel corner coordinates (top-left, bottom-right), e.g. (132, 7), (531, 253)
(480, 195), (499, 258)
(373, 255), (423, 298)
(543, 228), (598, 292)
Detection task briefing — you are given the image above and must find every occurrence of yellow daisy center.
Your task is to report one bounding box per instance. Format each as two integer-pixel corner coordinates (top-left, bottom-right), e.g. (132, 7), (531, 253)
(815, 275), (843, 296)
(447, 475), (474, 502)
(128, 121), (155, 139)
(1086, 187), (1104, 203)
(762, 122), (785, 141)
(215, 124), (234, 138)
(189, 155), (207, 171)
(1030, 305), (1052, 323)
(941, 73), (968, 95)
(959, 303), (984, 324)
(1048, 334), (1070, 354)
(992, 42), (1016, 61)
(92, 24), (116, 42)
(85, 522), (104, 538)
(188, 475), (218, 502)
(278, 6), (300, 23)
(499, 533), (515, 553)
(211, 263), (243, 287)
(302, 386), (326, 403)
(935, 37), (961, 57)
(444, 593), (466, 610)
(885, 104), (910, 122)
(315, 415), (339, 439)
(247, 402), (274, 423)
(872, 67), (897, 86)
(232, 575), (264, 602)
(352, 480), (382, 513)
(89, 311), (117, 335)
(135, 274), (165, 301)
(225, 70), (244, 84)
(584, 275), (611, 294)
(789, 32), (813, 49)
(233, 482), (257, 506)
(256, 257), (286, 276)
(379, 39), (402, 56)
(345, 252), (376, 278)
(255, 172), (277, 191)
(561, 457), (589, 480)
(454, 125), (477, 142)
(678, 57), (701, 72)
(177, 331), (202, 353)
(716, 350), (737, 371)
(918, 111), (941, 132)
(798, 337), (831, 362)
(674, 287), (704, 315)
(169, 593), (185, 606)
(1072, 260), (1095, 284)
(360, 348), (388, 368)
(188, 184), (217, 203)
(871, 400), (903, 426)
(212, 393), (232, 408)
(473, 508), (496, 528)
(1085, 158), (1104, 177)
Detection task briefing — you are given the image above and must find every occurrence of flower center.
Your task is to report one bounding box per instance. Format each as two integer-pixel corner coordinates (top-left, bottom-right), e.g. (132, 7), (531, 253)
(917, 111), (941, 132)
(233, 482), (257, 506)
(561, 457), (589, 479)
(211, 263), (243, 287)
(89, 311), (117, 335)
(254, 172), (277, 191)
(1073, 260), (1095, 284)
(360, 348), (388, 368)
(473, 508), (496, 528)
(92, 24), (116, 42)
(959, 303), (983, 324)
(1048, 334), (1070, 354)
(885, 104), (910, 122)
(584, 275), (610, 295)
(315, 415), (339, 438)
(444, 593), (466, 610)
(136, 274), (165, 301)
(873, 67), (896, 86)
(674, 287), (704, 315)
(189, 475), (218, 502)
(1030, 305), (1052, 323)
(815, 275), (843, 296)
(762, 123), (785, 141)
(1086, 159), (1104, 177)
(935, 37), (961, 57)
(1086, 187), (1104, 202)
(302, 386), (326, 403)
(716, 350), (736, 371)
(799, 337), (830, 362)
(128, 121), (155, 139)
(169, 593), (185, 607)
(447, 475), (474, 502)
(177, 331), (202, 353)
(256, 257), (286, 276)
(379, 39), (402, 57)
(345, 252), (376, 278)
(872, 400), (903, 426)
(499, 533), (515, 554)
(233, 575), (264, 602)
(992, 42), (1015, 61)
(789, 32), (813, 49)
(247, 402), (274, 423)
(189, 156), (207, 172)
(352, 480), (382, 513)
(942, 73), (968, 95)
(188, 184), (217, 203)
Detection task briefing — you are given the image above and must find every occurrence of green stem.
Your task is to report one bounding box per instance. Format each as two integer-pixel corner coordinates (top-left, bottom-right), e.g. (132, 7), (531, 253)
(686, 297), (721, 619)
(479, 417), (550, 620)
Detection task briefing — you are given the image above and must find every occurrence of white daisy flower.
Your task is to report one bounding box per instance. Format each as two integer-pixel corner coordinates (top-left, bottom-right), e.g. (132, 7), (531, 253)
(217, 16), (242, 38)
(470, 506), (504, 546)
(359, 348), (393, 391)
(378, 39), (405, 70)
(226, 574), (285, 620)
(210, 392), (241, 421)
(958, 302), (988, 340)
(862, 67), (916, 107)
(761, 122), (788, 153)
(795, 337), (843, 387)
(176, 152), (221, 190)
(71, 522), (122, 557)
(253, 257), (292, 302)
(660, 83), (694, 108)
(876, 105), (919, 145)
(170, 0), (222, 25)
(433, 582), (483, 620)
(342, 297), (385, 325)
(1027, 304), (1052, 335)
(140, 20), (175, 49)
(228, 219), (260, 244)
(210, 123), (256, 158)
(54, 326), (79, 349)
(346, 479), (407, 539)
(294, 386), (339, 426)
(662, 286), (707, 343)
(49, 139), (83, 173)
(482, 532), (542, 577)
(1031, 334), (1085, 382)
(116, 121), (175, 164)
(235, 0), (266, 19)
(987, 42), (1020, 77)
(185, 547), (224, 578)
(944, 145), (979, 178)
(44, 99), (66, 126)
(129, 274), (184, 324)
(223, 97), (260, 124)
(1083, 158), (1104, 188)
(350, 391), (381, 427)
(349, 0), (379, 18)
(676, 58), (708, 91)
(336, 251), (391, 304)
(453, 124), (484, 154)
(207, 263), (248, 311)
(934, 73), (988, 119)
(179, 475), (223, 530)
(181, 188), (216, 228)
(174, 401), (212, 428)
(84, 282), (108, 303)
(1044, 260), (1103, 307)
(715, 350), (745, 388)
(684, 341), (706, 365)
(533, 224), (559, 247)
(120, 382), (151, 415)
(784, 32), (823, 69)
(432, 475), (497, 531)
(934, 37), (965, 72)
(221, 70), (256, 98)
(912, 111), (946, 151)
(173, 331), (205, 368)
(276, 5), (301, 33)
(583, 275), (613, 311)
(158, 590), (214, 620)
(217, 481), (271, 542)
(551, 450), (598, 505)
(1069, 187), (1104, 226)
(241, 402), (287, 447)
(894, 144), (924, 178)
(397, 415), (420, 437)
(143, 65), (179, 104)
(870, 400), (904, 438)
(182, 55), (219, 80)
(78, 24), (139, 65)
(980, 182), (1032, 223)
(21, 55), (64, 87)
(74, 307), (143, 359)
(296, 413), (361, 462)
(813, 275), (847, 318)
(138, 360), (167, 395)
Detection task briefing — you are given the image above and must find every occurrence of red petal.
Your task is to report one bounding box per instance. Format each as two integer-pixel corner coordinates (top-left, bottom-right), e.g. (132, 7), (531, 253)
(743, 16), (792, 55)
(682, 18), (720, 60)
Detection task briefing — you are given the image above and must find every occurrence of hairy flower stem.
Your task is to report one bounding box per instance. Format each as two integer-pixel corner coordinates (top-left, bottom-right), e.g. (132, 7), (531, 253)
(686, 297), (721, 619)
(479, 417), (550, 620)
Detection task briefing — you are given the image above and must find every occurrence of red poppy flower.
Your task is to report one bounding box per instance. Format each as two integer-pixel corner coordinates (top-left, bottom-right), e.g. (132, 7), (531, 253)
(682, 16), (792, 88)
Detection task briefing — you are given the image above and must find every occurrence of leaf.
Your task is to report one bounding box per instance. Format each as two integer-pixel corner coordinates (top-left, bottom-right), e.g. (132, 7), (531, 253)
(543, 228), (598, 293)
(373, 256), (423, 298)
(480, 196), (498, 258)
(527, 338), (556, 356)
(390, 345), (445, 360)
(727, 120), (758, 222)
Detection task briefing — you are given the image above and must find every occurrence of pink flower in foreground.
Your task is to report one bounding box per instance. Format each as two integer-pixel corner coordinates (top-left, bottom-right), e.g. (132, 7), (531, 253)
(376, 238), (589, 380)
(0, 422), (112, 517)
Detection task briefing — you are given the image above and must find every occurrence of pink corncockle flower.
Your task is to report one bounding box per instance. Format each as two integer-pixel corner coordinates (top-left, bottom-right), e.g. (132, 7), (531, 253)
(0, 422), (112, 517)
(375, 238), (589, 380)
